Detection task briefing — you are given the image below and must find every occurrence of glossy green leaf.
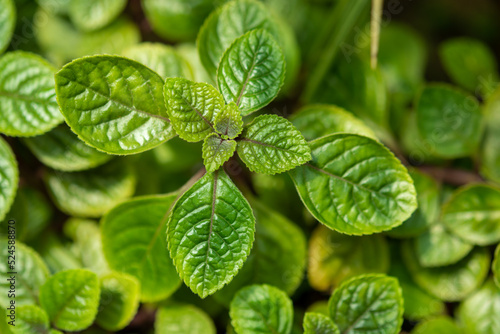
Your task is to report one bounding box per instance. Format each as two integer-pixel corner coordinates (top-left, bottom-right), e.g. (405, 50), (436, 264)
(402, 243), (490, 301)
(457, 279), (500, 334)
(199, 0), (279, 75)
(230, 284), (293, 334)
(155, 304), (216, 334)
(101, 194), (181, 302)
(416, 84), (482, 158)
(14, 305), (49, 334)
(411, 316), (461, 334)
(308, 225), (389, 292)
(0, 51), (62, 136)
(0, 0), (15, 54)
(494, 244), (500, 288)
(202, 133), (236, 172)
(23, 124), (112, 172)
(290, 104), (377, 141)
(69, 0), (127, 32)
(167, 170), (255, 298)
(142, 0), (214, 42)
(0, 241), (49, 307)
(123, 42), (193, 79)
(328, 274), (403, 334)
(214, 102), (243, 139)
(36, 13), (139, 67)
(413, 223), (473, 267)
(289, 134), (417, 235)
(45, 160), (136, 218)
(0, 137), (17, 221)
(214, 200), (306, 304)
(388, 250), (445, 321)
(439, 38), (498, 93)
(237, 114), (311, 175)
(64, 218), (109, 274)
(55, 55), (175, 155)
(39, 269), (100, 331)
(217, 29), (285, 115)
(177, 43), (213, 84)
(164, 77), (223, 142)
(387, 169), (440, 238)
(95, 272), (140, 331)
(36, 0), (71, 14)
(37, 233), (82, 273)
(442, 184), (500, 246)
(303, 312), (339, 334)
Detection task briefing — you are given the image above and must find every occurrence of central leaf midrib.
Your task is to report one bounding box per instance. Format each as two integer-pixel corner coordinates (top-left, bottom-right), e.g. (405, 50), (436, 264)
(0, 90), (57, 105)
(52, 279), (91, 325)
(306, 163), (393, 200)
(201, 171), (219, 293)
(240, 138), (302, 155)
(63, 77), (170, 123)
(178, 94), (215, 131)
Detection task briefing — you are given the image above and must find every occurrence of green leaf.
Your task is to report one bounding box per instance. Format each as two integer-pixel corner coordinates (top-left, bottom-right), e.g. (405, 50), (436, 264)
(101, 194), (181, 302)
(0, 51), (62, 136)
(494, 244), (500, 288)
(69, 0), (127, 32)
(416, 84), (482, 158)
(0, 0), (15, 54)
(217, 29), (285, 115)
(36, 13), (140, 67)
(387, 169), (440, 238)
(402, 243), (490, 301)
(214, 102), (243, 139)
(442, 184), (500, 246)
(410, 316), (461, 334)
(290, 104), (377, 141)
(457, 279), (500, 334)
(123, 42), (193, 79)
(230, 284), (293, 334)
(23, 124), (112, 172)
(142, 0), (214, 42)
(289, 134), (417, 235)
(213, 200), (306, 304)
(0, 308), (13, 334)
(202, 133), (236, 172)
(95, 272), (140, 331)
(55, 55), (175, 155)
(377, 24), (426, 108)
(164, 77), (223, 142)
(1, 187), (52, 242)
(0, 137), (18, 221)
(237, 114), (311, 175)
(388, 251), (445, 321)
(439, 38), (498, 94)
(39, 269), (100, 331)
(481, 87), (500, 183)
(413, 223), (473, 267)
(168, 170), (255, 298)
(328, 274), (403, 334)
(64, 218), (109, 274)
(310, 55), (388, 129)
(0, 241), (49, 307)
(308, 225), (389, 292)
(36, 233), (82, 273)
(44, 160), (136, 218)
(303, 313), (340, 334)
(155, 304), (216, 334)
(197, 0), (299, 88)
(13, 305), (49, 334)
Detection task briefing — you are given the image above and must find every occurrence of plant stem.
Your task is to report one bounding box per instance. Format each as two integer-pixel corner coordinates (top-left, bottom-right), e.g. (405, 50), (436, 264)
(301, 0), (370, 103)
(370, 0), (384, 69)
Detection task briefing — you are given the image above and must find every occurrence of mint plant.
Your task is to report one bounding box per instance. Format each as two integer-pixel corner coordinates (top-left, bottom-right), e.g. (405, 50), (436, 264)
(1, 0), (500, 333)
